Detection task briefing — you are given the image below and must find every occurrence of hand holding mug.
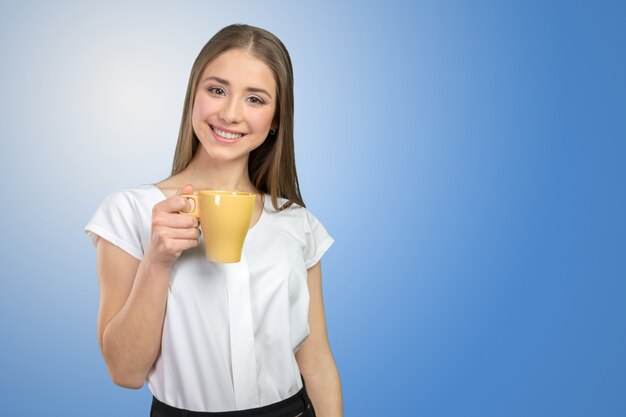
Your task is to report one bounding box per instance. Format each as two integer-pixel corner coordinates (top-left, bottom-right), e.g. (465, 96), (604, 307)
(145, 184), (201, 267)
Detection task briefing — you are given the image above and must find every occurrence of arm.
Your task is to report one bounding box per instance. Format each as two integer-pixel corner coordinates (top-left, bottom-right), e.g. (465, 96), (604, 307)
(96, 238), (171, 388)
(96, 185), (199, 389)
(295, 261), (343, 417)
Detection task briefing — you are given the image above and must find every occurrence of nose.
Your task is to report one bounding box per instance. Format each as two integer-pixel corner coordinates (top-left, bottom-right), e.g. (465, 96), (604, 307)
(218, 97), (242, 124)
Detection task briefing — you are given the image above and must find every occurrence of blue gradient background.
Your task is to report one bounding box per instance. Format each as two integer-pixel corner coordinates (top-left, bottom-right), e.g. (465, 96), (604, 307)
(1, 1), (625, 416)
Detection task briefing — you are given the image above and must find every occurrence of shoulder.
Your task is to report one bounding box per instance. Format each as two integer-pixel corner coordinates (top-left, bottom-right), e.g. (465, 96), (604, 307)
(264, 195), (329, 235)
(91, 184), (164, 224)
(265, 194), (307, 213)
(85, 185), (161, 259)
(265, 194), (309, 223)
(102, 184), (163, 208)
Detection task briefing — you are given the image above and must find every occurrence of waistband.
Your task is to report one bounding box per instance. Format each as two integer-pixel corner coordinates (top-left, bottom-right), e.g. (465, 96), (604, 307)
(151, 384), (313, 417)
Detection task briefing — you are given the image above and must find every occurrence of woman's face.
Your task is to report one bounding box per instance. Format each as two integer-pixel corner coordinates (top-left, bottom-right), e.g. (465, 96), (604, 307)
(192, 48), (277, 163)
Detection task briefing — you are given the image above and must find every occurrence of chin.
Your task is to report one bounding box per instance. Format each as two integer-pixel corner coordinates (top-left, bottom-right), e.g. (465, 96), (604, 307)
(197, 144), (247, 162)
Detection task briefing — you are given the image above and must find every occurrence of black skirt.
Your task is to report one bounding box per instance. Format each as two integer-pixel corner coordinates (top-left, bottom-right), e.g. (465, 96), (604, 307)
(150, 380), (315, 417)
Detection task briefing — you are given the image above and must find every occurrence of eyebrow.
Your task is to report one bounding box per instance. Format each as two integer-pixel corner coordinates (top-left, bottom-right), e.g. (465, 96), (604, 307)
(202, 76), (273, 99)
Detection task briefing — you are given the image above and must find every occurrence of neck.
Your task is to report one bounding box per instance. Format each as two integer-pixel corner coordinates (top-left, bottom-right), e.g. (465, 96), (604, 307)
(182, 147), (258, 193)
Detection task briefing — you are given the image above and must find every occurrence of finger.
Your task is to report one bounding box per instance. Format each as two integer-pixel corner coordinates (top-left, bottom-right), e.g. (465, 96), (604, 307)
(174, 228), (201, 240)
(180, 228), (201, 240)
(176, 184), (194, 195)
(155, 194), (193, 214)
(153, 184), (195, 212)
(166, 238), (201, 257)
(157, 225), (202, 240)
(180, 238), (200, 250)
(155, 212), (199, 229)
(184, 196), (196, 214)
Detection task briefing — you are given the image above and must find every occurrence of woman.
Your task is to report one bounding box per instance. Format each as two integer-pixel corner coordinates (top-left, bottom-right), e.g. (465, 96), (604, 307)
(85, 24), (342, 416)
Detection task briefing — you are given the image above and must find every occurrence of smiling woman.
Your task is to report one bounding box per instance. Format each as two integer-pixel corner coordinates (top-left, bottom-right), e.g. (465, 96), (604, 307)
(191, 49), (277, 157)
(83, 24), (342, 417)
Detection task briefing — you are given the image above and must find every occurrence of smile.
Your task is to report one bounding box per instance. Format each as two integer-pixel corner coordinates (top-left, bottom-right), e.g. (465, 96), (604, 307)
(211, 125), (244, 140)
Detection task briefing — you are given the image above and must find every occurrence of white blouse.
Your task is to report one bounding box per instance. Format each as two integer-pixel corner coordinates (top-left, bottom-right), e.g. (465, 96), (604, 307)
(84, 184), (334, 412)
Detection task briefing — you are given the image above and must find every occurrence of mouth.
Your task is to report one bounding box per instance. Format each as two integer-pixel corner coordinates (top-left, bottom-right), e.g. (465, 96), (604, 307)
(210, 124), (245, 142)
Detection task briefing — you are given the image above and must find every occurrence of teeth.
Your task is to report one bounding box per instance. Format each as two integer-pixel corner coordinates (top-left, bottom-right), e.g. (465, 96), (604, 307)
(212, 126), (243, 140)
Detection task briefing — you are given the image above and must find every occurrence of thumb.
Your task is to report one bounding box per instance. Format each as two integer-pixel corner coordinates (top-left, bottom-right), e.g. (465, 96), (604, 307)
(177, 184), (194, 195)
(177, 184), (195, 213)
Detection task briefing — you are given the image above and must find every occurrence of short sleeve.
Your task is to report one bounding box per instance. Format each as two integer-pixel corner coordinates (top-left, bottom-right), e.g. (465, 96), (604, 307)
(303, 208), (335, 269)
(84, 190), (144, 260)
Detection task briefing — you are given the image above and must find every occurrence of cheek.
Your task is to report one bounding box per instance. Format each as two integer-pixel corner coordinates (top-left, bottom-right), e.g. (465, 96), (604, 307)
(248, 108), (275, 131)
(191, 98), (214, 139)
(191, 94), (217, 123)
(191, 100), (205, 123)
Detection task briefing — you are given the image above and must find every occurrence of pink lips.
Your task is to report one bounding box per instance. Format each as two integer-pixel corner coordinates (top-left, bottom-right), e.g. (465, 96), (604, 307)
(210, 125), (244, 144)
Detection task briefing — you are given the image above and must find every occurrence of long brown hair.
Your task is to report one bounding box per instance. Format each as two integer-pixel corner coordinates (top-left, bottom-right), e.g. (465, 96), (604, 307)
(171, 24), (305, 211)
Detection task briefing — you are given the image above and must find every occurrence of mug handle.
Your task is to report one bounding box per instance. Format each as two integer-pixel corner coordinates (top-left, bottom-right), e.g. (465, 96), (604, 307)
(180, 194), (200, 218)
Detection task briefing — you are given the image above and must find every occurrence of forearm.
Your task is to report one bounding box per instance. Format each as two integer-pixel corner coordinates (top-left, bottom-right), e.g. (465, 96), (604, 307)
(302, 357), (343, 417)
(101, 258), (171, 388)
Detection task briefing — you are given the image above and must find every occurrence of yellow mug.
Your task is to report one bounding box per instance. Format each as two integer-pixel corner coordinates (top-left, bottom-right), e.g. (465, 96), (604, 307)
(181, 190), (256, 263)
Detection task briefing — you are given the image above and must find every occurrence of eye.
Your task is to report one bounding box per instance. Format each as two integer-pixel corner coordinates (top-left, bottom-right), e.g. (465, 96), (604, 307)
(247, 96), (264, 105)
(208, 86), (226, 95)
